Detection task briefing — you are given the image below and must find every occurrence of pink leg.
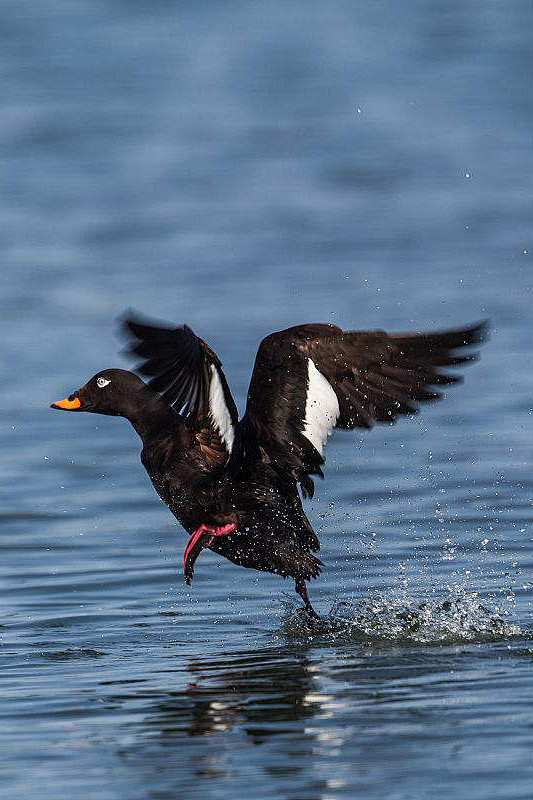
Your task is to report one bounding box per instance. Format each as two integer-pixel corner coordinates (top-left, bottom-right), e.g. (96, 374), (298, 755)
(183, 523), (238, 579)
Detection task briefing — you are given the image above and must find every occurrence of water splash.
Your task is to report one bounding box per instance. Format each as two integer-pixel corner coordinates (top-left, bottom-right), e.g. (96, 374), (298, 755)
(281, 590), (524, 645)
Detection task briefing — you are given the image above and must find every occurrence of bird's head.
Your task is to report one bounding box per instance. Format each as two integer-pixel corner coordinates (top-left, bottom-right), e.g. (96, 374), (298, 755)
(51, 368), (149, 418)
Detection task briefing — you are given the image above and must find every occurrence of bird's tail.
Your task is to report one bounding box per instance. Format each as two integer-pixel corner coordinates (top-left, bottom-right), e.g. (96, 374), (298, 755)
(274, 540), (323, 582)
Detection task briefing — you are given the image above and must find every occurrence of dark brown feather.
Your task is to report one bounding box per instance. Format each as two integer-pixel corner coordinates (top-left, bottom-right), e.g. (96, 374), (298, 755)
(122, 311), (239, 471)
(241, 320), (488, 494)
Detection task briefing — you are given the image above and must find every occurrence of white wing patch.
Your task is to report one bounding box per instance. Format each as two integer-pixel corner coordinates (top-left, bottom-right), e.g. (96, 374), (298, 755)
(208, 364), (235, 454)
(302, 359), (340, 456)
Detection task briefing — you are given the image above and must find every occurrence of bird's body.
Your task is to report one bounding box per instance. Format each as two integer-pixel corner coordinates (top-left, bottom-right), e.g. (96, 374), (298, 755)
(132, 396), (321, 589)
(52, 315), (487, 616)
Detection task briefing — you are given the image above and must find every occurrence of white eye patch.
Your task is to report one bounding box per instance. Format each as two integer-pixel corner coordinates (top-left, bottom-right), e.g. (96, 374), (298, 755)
(97, 377), (111, 388)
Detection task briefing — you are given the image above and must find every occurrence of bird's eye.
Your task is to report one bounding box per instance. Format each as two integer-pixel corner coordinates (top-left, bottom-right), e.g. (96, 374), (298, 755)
(97, 377), (111, 388)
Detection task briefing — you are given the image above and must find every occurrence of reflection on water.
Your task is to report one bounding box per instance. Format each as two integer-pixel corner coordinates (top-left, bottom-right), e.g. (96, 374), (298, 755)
(96, 648), (324, 795)
(146, 650), (318, 741)
(91, 640), (533, 799)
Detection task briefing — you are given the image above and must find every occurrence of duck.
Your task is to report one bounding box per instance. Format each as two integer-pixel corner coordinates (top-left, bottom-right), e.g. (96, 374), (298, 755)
(51, 313), (487, 617)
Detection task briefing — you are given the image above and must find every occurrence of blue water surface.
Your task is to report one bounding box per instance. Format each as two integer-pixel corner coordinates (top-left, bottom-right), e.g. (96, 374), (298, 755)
(1, 2), (532, 798)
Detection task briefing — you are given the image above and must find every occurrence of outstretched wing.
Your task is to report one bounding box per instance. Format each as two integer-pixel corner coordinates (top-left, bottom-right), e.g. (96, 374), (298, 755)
(122, 312), (239, 469)
(241, 320), (488, 496)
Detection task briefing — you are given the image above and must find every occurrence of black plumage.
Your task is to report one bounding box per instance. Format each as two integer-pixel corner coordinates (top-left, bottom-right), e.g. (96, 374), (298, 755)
(51, 313), (488, 617)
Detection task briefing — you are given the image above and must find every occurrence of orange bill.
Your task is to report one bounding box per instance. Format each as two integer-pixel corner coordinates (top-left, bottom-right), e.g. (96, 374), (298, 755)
(50, 397), (81, 411)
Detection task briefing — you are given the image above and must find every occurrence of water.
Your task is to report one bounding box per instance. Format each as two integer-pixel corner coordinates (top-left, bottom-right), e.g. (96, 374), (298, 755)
(1, 1), (532, 798)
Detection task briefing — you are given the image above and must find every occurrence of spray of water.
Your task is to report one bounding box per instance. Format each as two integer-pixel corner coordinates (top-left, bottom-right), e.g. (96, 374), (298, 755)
(281, 589), (523, 644)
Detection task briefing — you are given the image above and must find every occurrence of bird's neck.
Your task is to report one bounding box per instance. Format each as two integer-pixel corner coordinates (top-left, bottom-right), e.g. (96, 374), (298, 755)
(126, 393), (181, 445)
